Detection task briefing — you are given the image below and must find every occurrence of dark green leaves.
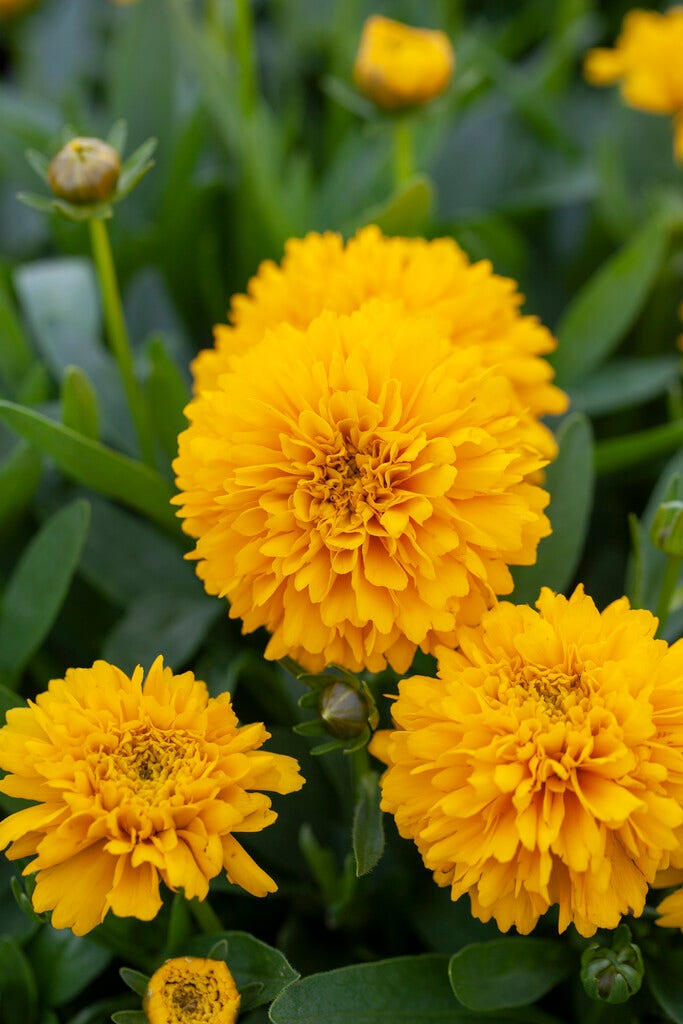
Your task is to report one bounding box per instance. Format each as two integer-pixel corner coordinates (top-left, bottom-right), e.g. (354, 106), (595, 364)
(352, 771), (385, 877)
(449, 938), (571, 1011)
(648, 949), (683, 1024)
(0, 937), (38, 1024)
(0, 500), (90, 685)
(187, 931), (299, 1012)
(26, 928), (112, 1007)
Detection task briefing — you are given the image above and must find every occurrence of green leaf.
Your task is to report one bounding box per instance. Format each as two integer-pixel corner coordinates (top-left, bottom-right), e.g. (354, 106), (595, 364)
(0, 937), (38, 1024)
(448, 938), (571, 1011)
(569, 357), (681, 417)
(143, 334), (190, 461)
(27, 928), (112, 1007)
(0, 442), (42, 533)
(0, 401), (177, 531)
(0, 682), (23, 723)
(0, 275), (33, 394)
(512, 413), (594, 602)
(187, 931), (299, 1011)
(352, 771), (385, 877)
(110, 1014), (148, 1024)
(269, 954), (548, 1023)
(25, 148), (51, 185)
(61, 366), (100, 440)
(647, 949), (683, 1024)
(0, 500), (90, 683)
(352, 175), (434, 237)
(119, 969), (149, 999)
(552, 216), (670, 386)
(595, 420), (683, 476)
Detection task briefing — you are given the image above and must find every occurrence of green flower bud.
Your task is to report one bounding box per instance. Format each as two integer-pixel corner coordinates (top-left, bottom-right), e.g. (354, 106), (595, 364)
(650, 501), (683, 557)
(48, 137), (121, 204)
(581, 930), (644, 1005)
(318, 680), (369, 740)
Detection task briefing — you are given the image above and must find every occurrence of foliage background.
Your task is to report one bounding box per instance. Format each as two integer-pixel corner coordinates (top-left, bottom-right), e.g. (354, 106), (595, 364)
(1, 0), (683, 1022)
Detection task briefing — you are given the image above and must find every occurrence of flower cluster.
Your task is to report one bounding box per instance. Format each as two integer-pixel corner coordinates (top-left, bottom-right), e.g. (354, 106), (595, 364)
(585, 7), (683, 161)
(0, 656), (303, 934)
(371, 586), (683, 937)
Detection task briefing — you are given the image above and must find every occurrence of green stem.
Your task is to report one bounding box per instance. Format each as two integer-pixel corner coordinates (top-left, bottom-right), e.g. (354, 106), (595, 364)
(594, 420), (683, 475)
(188, 895), (224, 935)
(393, 118), (415, 188)
(655, 555), (682, 637)
(88, 218), (155, 467)
(234, 0), (258, 118)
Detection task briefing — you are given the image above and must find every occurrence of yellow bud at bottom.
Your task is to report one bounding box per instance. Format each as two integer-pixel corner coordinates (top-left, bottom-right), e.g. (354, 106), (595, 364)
(143, 957), (241, 1024)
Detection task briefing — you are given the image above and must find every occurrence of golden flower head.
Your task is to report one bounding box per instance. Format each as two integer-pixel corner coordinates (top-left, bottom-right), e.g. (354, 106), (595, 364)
(353, 15), (454, 110)
(143, 957), (240, 1024)
(370, 586), (683, 937)
(0, 656), (304, 935)
(192, 226), (568, 464)
(584, 7), (683, 161)
(48, 137), (121, 205)
(174, 301), (551, 675)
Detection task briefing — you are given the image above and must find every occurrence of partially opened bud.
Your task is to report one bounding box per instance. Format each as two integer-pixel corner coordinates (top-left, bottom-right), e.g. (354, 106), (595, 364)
(143, 957), (240, 1024)
(354, 15), (454, 111)
(48, 137), (121, 205)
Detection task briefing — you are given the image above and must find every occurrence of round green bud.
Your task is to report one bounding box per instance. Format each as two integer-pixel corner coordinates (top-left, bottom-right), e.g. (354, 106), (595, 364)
(580, 939), (644, 1004)
(318, 680), (369, 740)
(48, 137), (121, 204)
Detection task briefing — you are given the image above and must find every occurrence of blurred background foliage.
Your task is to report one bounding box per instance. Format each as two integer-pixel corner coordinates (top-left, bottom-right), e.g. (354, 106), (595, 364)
(1, 1), (683, 1022)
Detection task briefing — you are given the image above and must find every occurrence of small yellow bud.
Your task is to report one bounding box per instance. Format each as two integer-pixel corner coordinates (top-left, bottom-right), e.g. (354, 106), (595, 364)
(143, 957), (240, 1024)
(354, 15), (454, 111)
(48, 137), (121, 205)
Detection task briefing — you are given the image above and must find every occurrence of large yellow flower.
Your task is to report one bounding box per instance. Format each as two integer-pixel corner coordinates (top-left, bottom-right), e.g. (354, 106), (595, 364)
(174, 302), (550, 674)
(371, 586), (683, 937)
(584, 7), (683, 161)
(353, 15), (454, 110)
(192, 226), (568, 463)
(0, 657), (304, 936)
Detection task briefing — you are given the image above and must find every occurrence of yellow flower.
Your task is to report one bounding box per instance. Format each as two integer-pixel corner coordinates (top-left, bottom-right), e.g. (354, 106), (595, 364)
(0, 656), (304, 936)
(192, 226), (568, 464)
(174, 302), (551, 675)
(370, 586), (683, 937)
(584, 7), (683, 161)
(353, 15), (454, 110)
(0, 0), (36, 14)
(143, 957), (240, 1024)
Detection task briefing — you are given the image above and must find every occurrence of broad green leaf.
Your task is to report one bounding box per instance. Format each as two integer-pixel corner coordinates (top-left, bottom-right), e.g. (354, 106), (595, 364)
(0, 937), (38, 1024)
(61, 366), (100, 440)
(187, 931), (299, 1011)
(143, 334), (190, 461)
(352, 175), (434, 237)
(569, 356), (680, 417)
(27, 928), (112, 1007)
(102, 588), (222, 673)
(647, 949), (683, 1024)
(352, 771), (385, 877)
(0, 401), (176, 531)
(0, 442), (42, 532)
(269, 954), (557, 1023)
(0, 274), (33, 394)
(448, 938), (571, 1011)
(0, 500), (90, 683)
(512, 413), (594, 602)
(552, 216), (669, 386)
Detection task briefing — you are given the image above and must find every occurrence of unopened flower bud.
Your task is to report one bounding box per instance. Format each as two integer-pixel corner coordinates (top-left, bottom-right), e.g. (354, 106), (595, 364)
(48, 137), (121, 205)
(580, 931), (644, 1005)
(650, 501), (683, 557)
(354, 15), (454, 111)
(319, 680), (369, 740)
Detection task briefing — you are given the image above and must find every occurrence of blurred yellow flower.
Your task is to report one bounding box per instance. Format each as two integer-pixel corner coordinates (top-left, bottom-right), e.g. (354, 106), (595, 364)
(193, 226), (568, 464)
(371, 586), (683, 937)
(0, 0), (36, 15)
(584, 7), (683, 161)
(353, 15), (454, 110)
(0, 657), (304, 935)
(175, 302), (550, 674)
(144, 957), (240, 1024)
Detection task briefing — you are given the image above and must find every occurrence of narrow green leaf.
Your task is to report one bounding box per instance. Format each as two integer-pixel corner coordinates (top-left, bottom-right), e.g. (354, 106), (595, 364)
(0, 500), (90, 682)
(0, 275), (33, 394)
(553, 216), (669, 386)
(62, 366), (100, 440)
(0, 937), (38, 1024)
(27, 928), (111, 1007)
(569, 356), (680, 417)
(449, 938), (571, 1011)
(647, 950), (683, 1024)
(0, 443), (42, 532)
(512, 413), (594, 602)
(110, 1013), (148, 1024)
(25, 148), (50, 184)
(352, 771), (385, 877)
(119, 969), (149, 999)
(187, 931), (299, 1011)
(595, 420), (683, 476)
(0, 401), (177, 531)
(143, 334), (190, 460)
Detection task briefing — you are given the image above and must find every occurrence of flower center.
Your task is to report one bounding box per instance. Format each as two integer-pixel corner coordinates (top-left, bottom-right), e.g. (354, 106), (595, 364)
(502, 664), (585, 719)
(163, 976), (224, 1023)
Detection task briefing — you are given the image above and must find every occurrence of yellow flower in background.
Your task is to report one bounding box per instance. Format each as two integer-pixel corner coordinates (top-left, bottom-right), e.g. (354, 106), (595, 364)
(175, 302), (550, 675)
(353, 15), (454, 110)
(0, 657), (304, 935)
(0, 0), (36, 15)
(192, 226), (568, 464)
(584, 7), (683, 161)
(371, 586), (683, 937)
(144, 957), (240, 1024)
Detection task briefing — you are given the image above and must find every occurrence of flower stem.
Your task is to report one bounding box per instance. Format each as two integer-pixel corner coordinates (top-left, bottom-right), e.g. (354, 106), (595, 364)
(655, 554), (682, 637)
(88, 218), (155, 467)
(188, 896), (223, 935)
(393, 118), (415, 188)
(234, 0), (258, 118)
